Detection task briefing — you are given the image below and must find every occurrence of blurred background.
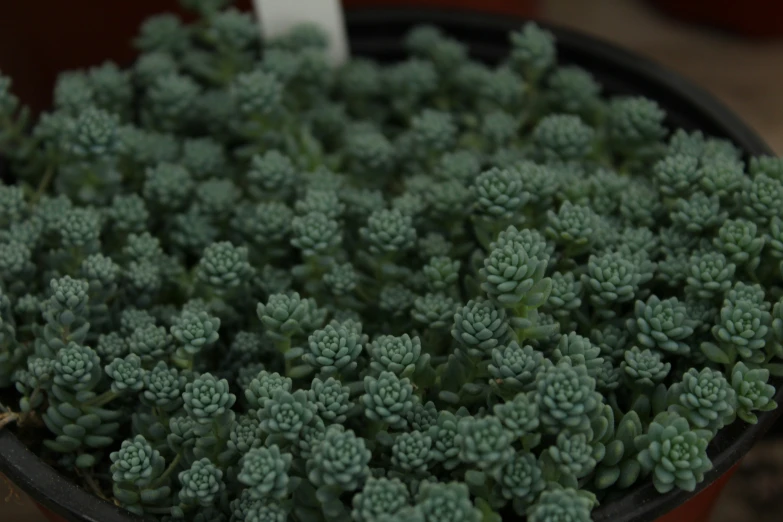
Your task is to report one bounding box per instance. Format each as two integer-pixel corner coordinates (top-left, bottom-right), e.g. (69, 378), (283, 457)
(1, 0), (783, 520)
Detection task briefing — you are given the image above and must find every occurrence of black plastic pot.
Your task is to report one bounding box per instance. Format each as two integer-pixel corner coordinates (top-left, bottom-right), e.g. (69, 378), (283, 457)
(1, 7), (781, 522)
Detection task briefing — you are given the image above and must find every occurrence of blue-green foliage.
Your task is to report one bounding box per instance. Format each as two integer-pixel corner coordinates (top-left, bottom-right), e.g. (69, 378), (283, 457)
(0, 13), (781, 522)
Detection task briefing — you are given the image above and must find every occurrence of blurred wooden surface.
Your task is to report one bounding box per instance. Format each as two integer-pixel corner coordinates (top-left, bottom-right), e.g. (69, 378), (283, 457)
(541, 0), (783, 154)
(3, 0), (783, 521)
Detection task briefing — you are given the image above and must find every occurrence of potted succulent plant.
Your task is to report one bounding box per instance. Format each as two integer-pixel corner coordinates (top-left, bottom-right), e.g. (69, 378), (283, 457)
(1, 2), (782, 522)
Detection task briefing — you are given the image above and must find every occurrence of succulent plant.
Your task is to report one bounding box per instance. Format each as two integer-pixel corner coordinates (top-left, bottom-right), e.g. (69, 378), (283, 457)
(0, 14), (780, 522)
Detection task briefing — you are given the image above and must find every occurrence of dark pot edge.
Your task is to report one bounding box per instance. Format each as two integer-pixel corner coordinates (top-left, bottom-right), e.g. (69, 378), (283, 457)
(0, 6), (780, 522)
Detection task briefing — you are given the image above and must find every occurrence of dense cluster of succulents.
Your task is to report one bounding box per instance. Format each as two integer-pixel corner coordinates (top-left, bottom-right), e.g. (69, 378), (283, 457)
(0, 2), (781, 522)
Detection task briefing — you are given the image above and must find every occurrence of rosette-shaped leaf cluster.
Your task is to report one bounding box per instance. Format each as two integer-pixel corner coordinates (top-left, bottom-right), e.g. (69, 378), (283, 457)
(170, 310), (220, 365)
(362, 371), (416, 430)
(307, 425), (372, 492)
(619, 182), (662, 228)
(143, 73), (200, 132)
(738, 174), (783, 225)
(140, 361), (186, 412)
(671, 191), (727, 234)
(256, 292), (309, 342)
(0, 241), (34, 294)
(545, 65), (601, 117)
(589, 324), (629, 363)
(479, 225), (551, 308)
(323, 262), (359, 297)
(582, 250), (641, 318)
(653, 154), (701, 198)
(368, 333), (423, 378)
(545, 201), (600, 254)
(470, 167), (526, 225)
(731, 362), (777, 424)
(526, 487), (593, 522)
(109, 435), (171, 515)
(360, 208), (417, 257)
(426, 409), (465, 471)
(509, 21), (555, 78)
(128, 324), (172, 366)
(668, 367), (736, 434)
(725, 282), (769, 310)
(409, 109), (457, 159)
(635, 412), (712, 493)
(532, 114), (595, 162)
(258, 389), (316, 443)
(244, 370), (293, 412)
(308, 377), (352, 424)
(304, 322), (363, 376)
(247, 150), (297, 200)
(143, 163), (194, 212)
(629, 295), (696, 357)
(606, 95), (666, 151)
(544, 431), (602, 482)
(699, 159), (745, 199)
(38, 276), (91, 357)
(702, 299), (771, 365)
(493, 391), (540, 443)
(177, 458), (225, 509)
(43, 342), (123, 466)
(489, 341), (546, 396)
(411, 292), (458, 330)
(182, 372), (236, 425)
(621, 346), (671, 391)
(422, 256), (460, 294)
(65, 105), (121, 160)
(685, 251), (736, 301)
(196, 240), (254, 292)
(544, 271), (583, 321)
(344, 130), (396, 177)
(552, 332), (604, 380)
(391, 430), (433, 474)
(406, 401), (439, 432)
(378, 283), (416, 318)
(233, 202), (294, 256)
(452, 299), (511, 359)
(456, 415), (514, 472)
(494, 450), (545, 515)
(224, 414), (264, 460)
(231, 69), (282, 119)
(352, 477), (411, 522)
(535, 360), (603, 435)
(415, 481), (482, 522)
(295, 189), (345, 220)
(238, 445), (292, 501)
(105, 353), (145, 395)
(106, 194), (149, 235)
(713, 218), (764, 272)
(291, 211), (343, 258)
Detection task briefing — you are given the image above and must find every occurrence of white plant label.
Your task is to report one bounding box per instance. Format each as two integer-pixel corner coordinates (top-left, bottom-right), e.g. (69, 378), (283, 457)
(252, 0), (349, 66)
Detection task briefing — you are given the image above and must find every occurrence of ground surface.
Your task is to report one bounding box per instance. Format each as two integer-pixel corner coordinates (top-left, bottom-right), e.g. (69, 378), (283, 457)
(2, 0), (783, 520)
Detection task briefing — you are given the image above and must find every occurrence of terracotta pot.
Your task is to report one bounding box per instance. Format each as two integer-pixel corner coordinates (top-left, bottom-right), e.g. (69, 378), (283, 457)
(655, 463), (737, 522)
(648, 0), (783, 38)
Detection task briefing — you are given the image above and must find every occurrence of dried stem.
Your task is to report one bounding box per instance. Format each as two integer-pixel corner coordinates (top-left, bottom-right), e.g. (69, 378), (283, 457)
(78, 469), (109, 502)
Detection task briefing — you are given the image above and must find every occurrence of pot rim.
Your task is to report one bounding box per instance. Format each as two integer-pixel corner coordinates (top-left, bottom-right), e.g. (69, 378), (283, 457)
(1, 7), (780, 522)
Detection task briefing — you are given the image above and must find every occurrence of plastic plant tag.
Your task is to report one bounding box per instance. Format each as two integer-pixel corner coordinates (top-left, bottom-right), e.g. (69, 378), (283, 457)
(252, 0), (349, 66)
